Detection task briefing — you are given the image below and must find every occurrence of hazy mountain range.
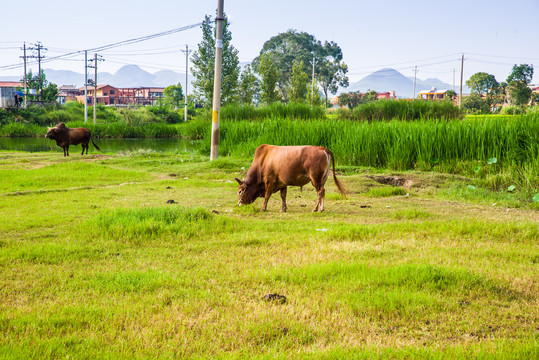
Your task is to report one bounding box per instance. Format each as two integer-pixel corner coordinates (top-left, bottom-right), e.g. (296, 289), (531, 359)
(0, 65), (467, 98)
(346, 68), (468, 98)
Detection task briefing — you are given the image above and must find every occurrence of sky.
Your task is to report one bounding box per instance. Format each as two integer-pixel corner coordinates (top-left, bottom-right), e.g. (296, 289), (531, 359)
(1, 0), (538, 90)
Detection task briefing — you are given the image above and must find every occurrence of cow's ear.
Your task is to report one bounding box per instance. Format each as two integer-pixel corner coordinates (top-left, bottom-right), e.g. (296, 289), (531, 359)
(235, 178), (243, 185)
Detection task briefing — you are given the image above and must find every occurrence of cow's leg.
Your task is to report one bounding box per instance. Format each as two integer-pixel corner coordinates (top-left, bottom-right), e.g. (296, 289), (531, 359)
(63, 145), (68, 157)
(261, 184), (274, 212)
(81, 145), (85, 155)
(280, 187), (288, 212)
(311, 181), (326, 212)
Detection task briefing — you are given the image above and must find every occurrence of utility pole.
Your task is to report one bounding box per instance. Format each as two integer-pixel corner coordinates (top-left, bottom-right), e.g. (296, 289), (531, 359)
(88, 54), (104, 124)
(37, 42), (43, 102)
(84, 50), (88, 123)
(181, 44), (191, 122)
(19, 42), (28, 108)
(412, 66), (418, 100)
(210, 0), (224, 161)
(459, 54), (464, 109)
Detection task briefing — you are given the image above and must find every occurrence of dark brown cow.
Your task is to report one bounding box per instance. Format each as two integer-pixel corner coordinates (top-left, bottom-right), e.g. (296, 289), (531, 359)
(235, 144), (347, 212)
(45, 123), (100, 156)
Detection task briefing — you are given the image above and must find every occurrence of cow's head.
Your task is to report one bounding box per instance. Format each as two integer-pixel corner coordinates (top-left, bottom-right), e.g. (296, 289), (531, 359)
(235, 178), (262, 206)
(45, 127), (56, 139)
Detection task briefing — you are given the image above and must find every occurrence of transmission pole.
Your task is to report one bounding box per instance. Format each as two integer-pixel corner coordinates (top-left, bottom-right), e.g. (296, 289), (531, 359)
(210, 0), (224, 161)
(459, 54), (464, 109)
(413, 66), (418, 100)
(84, 50), (88, 123)
(88, 54), (104, 124)
(19, 42), (28, 108)
(181, 44), (192, 122)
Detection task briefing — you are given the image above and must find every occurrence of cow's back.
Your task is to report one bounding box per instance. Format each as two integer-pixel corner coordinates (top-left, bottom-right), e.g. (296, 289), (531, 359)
(252, 145), (329, 186)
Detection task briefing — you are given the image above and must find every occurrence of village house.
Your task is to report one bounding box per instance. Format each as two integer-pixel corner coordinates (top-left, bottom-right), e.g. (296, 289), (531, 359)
(0, 81), (23, 108)
(75, 85), (164, 106)
(419, 88), (449, 100)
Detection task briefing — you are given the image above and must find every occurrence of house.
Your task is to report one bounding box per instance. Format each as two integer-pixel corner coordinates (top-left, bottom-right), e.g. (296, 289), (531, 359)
(76, 84), (120, 105)
(377, 90), (396, 100)
(57, 85), (82, 104)
(75, 85), (165, 106)
(0, 81), (23, 108)
(419, 88), (448, 100)
(118, 87), (165, 106)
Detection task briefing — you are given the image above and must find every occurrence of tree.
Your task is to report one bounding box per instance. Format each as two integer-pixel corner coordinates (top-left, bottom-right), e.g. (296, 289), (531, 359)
(253, 30), (348, 105)
(289, 60), (309, 102)
(506, 64), (534, 108)
(462, 94), (489, 114)
(191, 13), (240, 107)
(21, 70), (58, 103)
(307, 79), (322, 107)
(316, 41), (349, 107)
(258, 54), (280, 104)
(238, 64), (259, 105)
(337, 91), (363, 110)
(445, 90), (457, 101)
(163, 82), (184, 108)
(466, 72), (499, 95)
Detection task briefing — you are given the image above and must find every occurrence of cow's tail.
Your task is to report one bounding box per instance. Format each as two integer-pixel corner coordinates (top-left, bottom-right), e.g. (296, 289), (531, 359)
(91, 137), (101, 151)
(323, 147), (348, 197)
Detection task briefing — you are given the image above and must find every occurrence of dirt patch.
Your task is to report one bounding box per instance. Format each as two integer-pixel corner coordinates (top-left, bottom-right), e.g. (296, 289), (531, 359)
(367, 175), (414, 190)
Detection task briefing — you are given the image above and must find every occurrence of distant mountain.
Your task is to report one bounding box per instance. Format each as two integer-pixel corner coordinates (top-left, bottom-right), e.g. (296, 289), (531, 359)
(346, 68), (467, 98)
(0, 65), (190, 89)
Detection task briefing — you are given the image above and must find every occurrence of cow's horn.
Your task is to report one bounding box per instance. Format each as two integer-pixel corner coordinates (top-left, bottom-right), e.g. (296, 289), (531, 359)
(235, 178), (243, 185)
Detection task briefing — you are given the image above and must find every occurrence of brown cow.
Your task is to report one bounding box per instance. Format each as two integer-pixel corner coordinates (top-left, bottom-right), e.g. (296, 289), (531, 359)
(45, 123), (100, 156)
(235, 145), (347, 212)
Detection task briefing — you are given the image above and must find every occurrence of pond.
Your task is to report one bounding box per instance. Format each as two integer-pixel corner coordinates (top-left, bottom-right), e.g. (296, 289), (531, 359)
(0, 137), (200, 154)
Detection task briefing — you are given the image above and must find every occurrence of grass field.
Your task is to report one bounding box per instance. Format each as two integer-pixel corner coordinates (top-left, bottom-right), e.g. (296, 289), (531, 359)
(0, 151), (538, 359)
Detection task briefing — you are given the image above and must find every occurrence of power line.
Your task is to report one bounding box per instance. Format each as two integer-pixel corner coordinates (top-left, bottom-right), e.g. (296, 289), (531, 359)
(0, 22), (202, 71)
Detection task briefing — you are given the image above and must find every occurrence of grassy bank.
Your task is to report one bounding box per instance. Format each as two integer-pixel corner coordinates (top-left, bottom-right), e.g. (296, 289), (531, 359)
(0, 151), (537, 358)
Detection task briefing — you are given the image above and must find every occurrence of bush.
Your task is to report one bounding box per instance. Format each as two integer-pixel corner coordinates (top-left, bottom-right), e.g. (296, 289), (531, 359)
(346, 99), (462, 121)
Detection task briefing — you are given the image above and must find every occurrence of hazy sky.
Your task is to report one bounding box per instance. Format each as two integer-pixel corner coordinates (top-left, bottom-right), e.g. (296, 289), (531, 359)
(1, 0), (538, 87)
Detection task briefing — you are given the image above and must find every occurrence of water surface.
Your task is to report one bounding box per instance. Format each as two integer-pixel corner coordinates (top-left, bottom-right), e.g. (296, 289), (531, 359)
(0, 137), (199, 154)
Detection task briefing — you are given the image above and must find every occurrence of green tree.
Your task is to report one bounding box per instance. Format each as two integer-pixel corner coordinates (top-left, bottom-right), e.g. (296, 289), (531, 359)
(462, 94), (489, 114)
(307, 79), (322, 106)
(445, 90), (457, 101)
(258, 54), (280, 104)
(466, 72), (499, 95)
(238, 64), (259, 105)
(253, 30), (348, 105)
(506, 64), (534, 108)
(163, 82), (184, 108)
(191, 14), (240, 107)
(21, 70), (58, 102)
(337, 91), (363, 110)
(316, 41), (349, 107)
(289, 60), (309, 102)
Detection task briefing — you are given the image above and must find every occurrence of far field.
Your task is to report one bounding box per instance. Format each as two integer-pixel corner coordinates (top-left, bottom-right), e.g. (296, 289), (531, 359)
(0, 151), (538, 359)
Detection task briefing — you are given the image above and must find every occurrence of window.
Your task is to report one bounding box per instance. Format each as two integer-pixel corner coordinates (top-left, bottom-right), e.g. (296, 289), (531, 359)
(110, 90), (115, 95)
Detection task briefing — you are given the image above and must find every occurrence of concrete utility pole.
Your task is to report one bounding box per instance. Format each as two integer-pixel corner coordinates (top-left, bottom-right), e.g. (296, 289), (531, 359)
(412, 66), (418, 100)
(84, 50), (88, 123)
(181, 44), (192, 122)
(20, 42), (28, 108)
(36, 42), (45, 102)
(210, 0), (224, 161)
(88, 54), (104, 124)
(459, 54), (464, 109)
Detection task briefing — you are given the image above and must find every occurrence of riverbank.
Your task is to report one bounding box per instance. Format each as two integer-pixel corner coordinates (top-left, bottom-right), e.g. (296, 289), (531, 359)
(1, 151), (538, 358)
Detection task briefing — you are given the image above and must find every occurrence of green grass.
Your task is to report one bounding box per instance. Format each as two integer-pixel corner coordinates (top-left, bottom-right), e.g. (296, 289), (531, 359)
(0, 151), (538, 359)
